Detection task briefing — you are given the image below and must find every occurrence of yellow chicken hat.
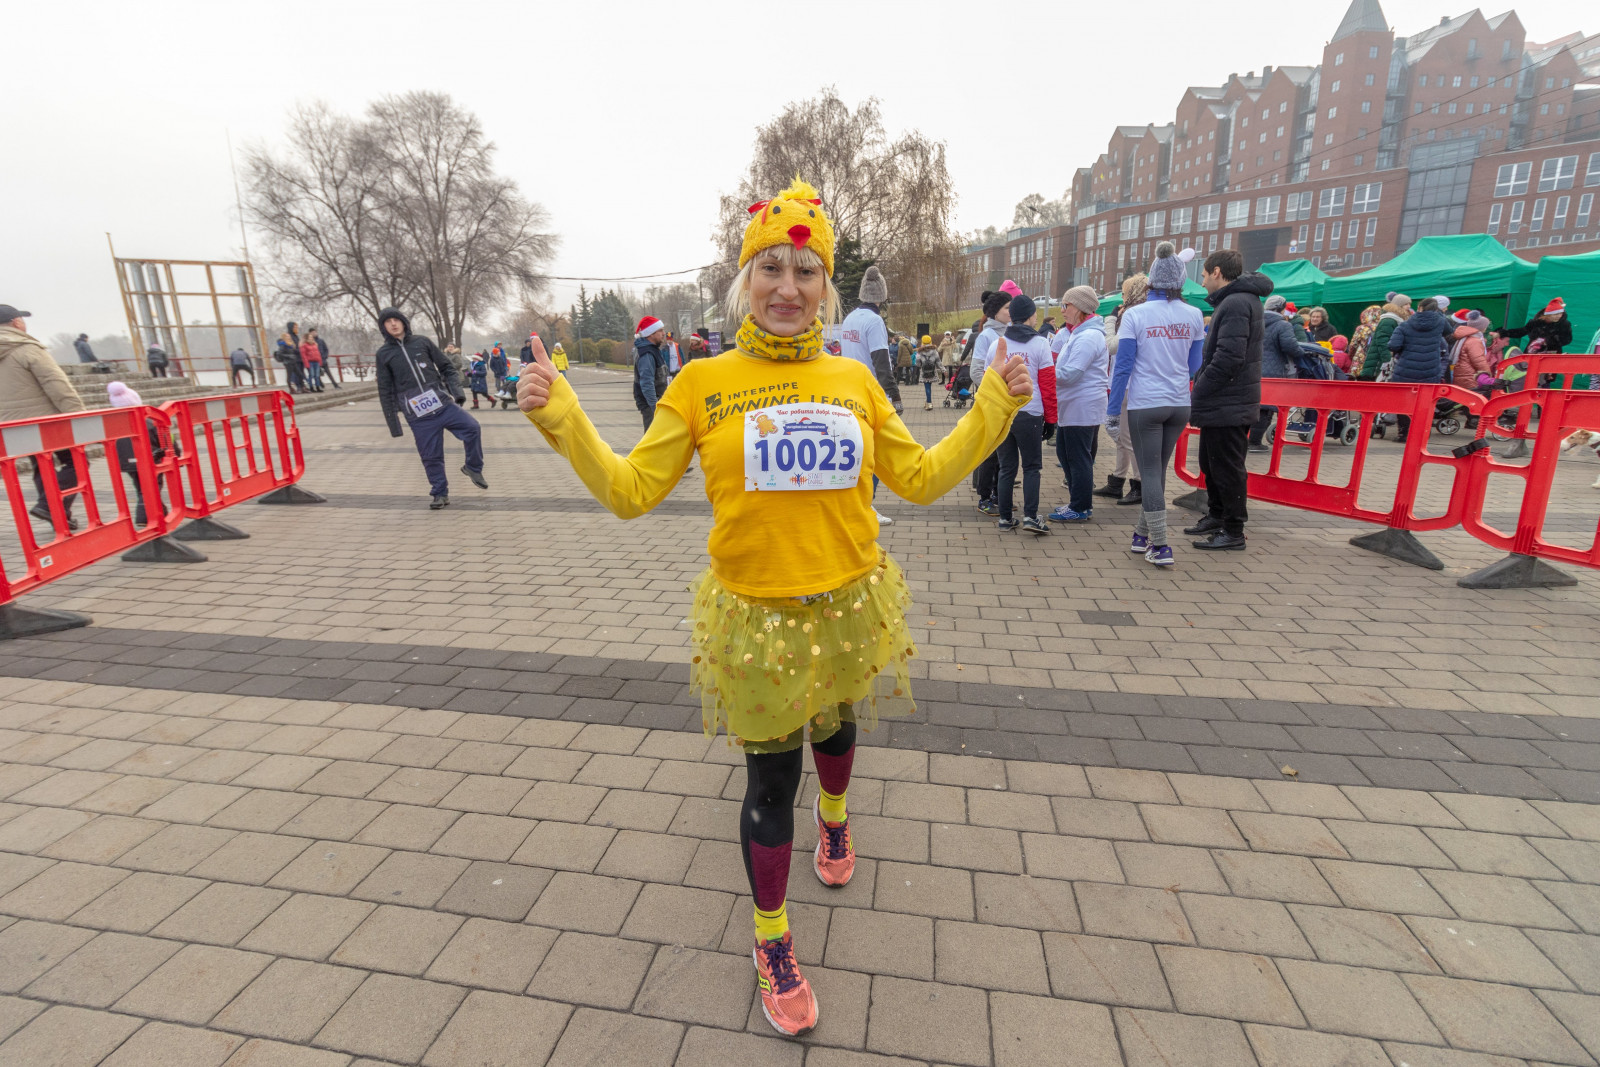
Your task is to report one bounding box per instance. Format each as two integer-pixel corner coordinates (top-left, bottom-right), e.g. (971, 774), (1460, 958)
(738, 178), (836, 277)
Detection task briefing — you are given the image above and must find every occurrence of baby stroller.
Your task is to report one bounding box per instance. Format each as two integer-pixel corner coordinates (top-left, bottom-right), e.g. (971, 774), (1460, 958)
(943, 363), (973, 408)
(1269, 343), (1360, 445)
(496, 372), (520, 410)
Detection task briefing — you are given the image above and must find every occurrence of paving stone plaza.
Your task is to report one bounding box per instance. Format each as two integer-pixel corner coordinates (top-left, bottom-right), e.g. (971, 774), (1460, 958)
(2, 365), (1598, 1066)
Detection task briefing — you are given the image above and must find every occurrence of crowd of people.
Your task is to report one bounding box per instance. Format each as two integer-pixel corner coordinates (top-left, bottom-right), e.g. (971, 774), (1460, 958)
(272, 321), (340, 394)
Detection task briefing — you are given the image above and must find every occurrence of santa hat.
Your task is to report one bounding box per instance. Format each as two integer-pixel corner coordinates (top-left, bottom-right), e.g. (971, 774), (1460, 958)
(998, 279), (1023, 298)
(635, 316), (665, 339)
(1452, 309), (1471, 322)
(1285, 302), (1298, 314)
(107, 381), (143, 408)
(1542, 297), (1566, 316)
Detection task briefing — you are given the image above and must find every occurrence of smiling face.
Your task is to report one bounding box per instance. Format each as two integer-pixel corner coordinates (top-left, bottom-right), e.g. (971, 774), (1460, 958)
(749, 249), (825, 336)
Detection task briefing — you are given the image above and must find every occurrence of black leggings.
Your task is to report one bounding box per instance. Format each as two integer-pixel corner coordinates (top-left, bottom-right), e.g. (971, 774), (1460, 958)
(739, 722), (856, 905)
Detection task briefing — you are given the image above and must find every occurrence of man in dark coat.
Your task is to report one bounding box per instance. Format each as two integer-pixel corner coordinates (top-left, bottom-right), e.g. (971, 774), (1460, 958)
(73, 333), (98, 363)
(375, 307), (486, 509)
(1186, 248), (1268, 550)
(632, 316), (671, 430)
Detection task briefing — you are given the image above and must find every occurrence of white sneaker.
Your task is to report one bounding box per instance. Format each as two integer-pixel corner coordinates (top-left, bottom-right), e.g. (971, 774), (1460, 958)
(874, 508), (894, 526)
(924, 403), (932, 410)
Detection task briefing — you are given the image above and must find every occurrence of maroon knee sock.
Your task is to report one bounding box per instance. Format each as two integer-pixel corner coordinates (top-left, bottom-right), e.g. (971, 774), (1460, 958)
(746, 840), (791, 912)
(811, 744), (855, 798)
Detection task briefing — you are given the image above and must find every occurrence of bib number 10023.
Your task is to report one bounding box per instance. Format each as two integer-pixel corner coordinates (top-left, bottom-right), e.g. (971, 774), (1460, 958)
(743, 402), (864, 492)
(752, 435), (856, 474)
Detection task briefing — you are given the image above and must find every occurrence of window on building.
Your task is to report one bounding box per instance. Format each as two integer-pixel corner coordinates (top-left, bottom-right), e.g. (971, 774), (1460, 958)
(1146, 210), (1165, 236)
(1546, 77), (1554, 89)
(1362, 252), (1373, 266)
(1495, 162), (1531, 197)
(1554, 196), (1569, 229)
(1540, 104), (1549, 116)
(1297, 224), (1309, 247)
(1448, 103), (1458, 114)
(1452, 76), (1462, 88)
(1329, 223), (1340, 250)
(1355, 154), (1364, 166)
(1313, 255), (1322, 267)
(1335, 53), (1344, 66)
(1365, 74), (1375, 86)
(1466, 103), (1475, 115)
(1286, 192), (1313, 221)
(1255, 196), (1281, 225)
(1577, 193), (1594, 229)
(1259, 132), (1267, 144)
(1197, 203), (1220, 230)
(1361, 101), (1371, 114)
(1431, 103), (1441, 114)
(1417, 74), (1426, 87)
(1539, 156), (1578, 191)
(1322, 160), (1331, 172)
(1365, 217), (1378, 246)
(1324, 133), (1334, 146)
(1414, 102), (1424, 115)
(1142, 241), (1151, 261)
(1331, 82), (1340, 94)
(1489, 75), (1497, 87)
(1276, 125), (1284, 138)
(1531, 199), (1546, 231)
(1318, 187), (1347, 217)
(1509, 201), (1525, 233)
(1313, 223), (1325, 251)
(1348, 219), (1361, 245)
(1353, 183), (1381, 213)
(1223, 232), (1234, 249)
(1117, 245), (1125, 268)
(1119, 216), (1139, 240)
(1225, 200), (1250, 227)
(1169, 206), (1192, 234)
(1280, 102), (1288, 113)
(1275, 150), (1283, 161)
(1369, 45), (1379, 58)
(1503, 39), (1512, 59)
(1488, 202), (1503, 234)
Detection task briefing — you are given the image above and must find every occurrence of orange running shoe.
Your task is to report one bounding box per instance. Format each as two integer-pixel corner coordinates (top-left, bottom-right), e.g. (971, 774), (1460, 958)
(813, 794), (856, 887)
(753, 931), (818, 1036)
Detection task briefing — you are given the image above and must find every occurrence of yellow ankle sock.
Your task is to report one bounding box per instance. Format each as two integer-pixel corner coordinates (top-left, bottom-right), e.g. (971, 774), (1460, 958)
(818, 788), (847, 824)
(754, 902), (788, 942)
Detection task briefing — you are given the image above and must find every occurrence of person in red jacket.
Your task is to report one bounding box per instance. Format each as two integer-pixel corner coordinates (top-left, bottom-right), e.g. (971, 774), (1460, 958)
(300, 332), (325, 393)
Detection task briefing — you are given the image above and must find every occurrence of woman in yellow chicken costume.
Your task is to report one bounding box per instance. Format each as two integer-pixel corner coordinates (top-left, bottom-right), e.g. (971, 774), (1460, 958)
(517, 178), (1030, 1037)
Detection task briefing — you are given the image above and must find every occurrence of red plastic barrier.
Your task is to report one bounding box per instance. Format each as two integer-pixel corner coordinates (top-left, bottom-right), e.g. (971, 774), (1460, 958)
(1173, 379), (1483, 534)
(1462, 388), (1600, 570)
(1482, 354), (1600, 441)
(163, 391), (305, 518)
(1, 406), (181, 608)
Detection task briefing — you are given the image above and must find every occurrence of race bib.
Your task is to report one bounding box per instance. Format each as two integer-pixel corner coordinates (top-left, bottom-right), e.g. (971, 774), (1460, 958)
(744, 402), (864, 492)
(405, 388), (445, 419)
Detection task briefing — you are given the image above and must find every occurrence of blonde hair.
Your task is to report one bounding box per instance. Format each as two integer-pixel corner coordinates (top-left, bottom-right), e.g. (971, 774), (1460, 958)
(723, 243), (842, 328)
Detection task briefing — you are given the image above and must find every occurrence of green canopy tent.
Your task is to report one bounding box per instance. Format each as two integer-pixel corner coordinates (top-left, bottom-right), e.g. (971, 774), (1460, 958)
(1528, 248), (1600, 357)
(1320, 233), (1536, 334)
(1096, 277), (1212, 318)
(1257, 260), (1330, 307)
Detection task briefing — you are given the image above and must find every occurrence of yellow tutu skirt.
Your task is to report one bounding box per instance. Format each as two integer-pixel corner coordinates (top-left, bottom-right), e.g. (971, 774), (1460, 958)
(689, 551), (916, 749)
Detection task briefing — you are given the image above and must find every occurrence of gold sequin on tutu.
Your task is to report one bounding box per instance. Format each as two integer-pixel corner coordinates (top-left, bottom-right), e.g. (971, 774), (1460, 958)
(688, 553), (916, 746)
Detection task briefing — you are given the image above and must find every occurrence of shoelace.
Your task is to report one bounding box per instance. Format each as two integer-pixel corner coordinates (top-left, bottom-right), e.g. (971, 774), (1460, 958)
(759, 937), (803, 994)
(821, 820), (851, 861)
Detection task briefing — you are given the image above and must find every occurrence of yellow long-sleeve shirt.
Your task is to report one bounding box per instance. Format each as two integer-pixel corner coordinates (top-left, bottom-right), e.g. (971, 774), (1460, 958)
(525, 349), (1026, 599)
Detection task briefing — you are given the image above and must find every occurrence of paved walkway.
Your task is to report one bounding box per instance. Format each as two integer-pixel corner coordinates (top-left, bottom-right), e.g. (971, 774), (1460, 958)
(1, 367), (1597, 1065)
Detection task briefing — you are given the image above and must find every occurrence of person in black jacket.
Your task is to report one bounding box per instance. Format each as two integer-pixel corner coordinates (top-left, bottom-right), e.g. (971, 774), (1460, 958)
(632, 316), (671, 430)
(1186, 248), (1267, 551)
(375, 307), (486, 509)
(1386, 298), (1453, 443)
(1504, 298), (1573, 355)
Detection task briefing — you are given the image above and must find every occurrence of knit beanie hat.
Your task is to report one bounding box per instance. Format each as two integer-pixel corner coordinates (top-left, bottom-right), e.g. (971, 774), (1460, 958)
(981, 290), (1011, 319)
(1148, 242), (1195, 292)
(1463, 311), (1491, 332)
(739, 178), (836, 276)
(107, 381), (142, 408)
(1264, 294), (1288, 314)
(1008, 294), (1037, 325)
(859, 265), (889, 304)
(1433, 295), (1451, 311)
(999, 279), (1023, 298)
(1063, 285), (1099, 314)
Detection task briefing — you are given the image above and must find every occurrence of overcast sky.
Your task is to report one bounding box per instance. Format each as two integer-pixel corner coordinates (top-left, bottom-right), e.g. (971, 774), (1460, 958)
(5, 0), (1589, 342)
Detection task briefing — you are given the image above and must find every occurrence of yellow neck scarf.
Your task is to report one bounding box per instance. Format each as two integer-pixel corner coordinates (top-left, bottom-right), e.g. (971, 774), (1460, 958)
(736, 315), (824, 362)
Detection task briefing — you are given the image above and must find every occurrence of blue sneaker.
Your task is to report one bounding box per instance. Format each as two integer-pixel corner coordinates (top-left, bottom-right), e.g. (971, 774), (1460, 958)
(1048, 506), (1092, 523)
(997, 518), (1021, 531)
(1144, 544), (1175, 566)
(1128, 533), (1149, 554)
(977, 500), (998, 517)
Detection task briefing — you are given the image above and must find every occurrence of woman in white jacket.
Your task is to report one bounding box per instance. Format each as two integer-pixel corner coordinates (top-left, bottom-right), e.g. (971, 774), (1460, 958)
(1048, 286), (1109, 523)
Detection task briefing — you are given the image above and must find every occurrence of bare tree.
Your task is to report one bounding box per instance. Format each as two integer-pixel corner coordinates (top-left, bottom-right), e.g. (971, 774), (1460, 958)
(708, 89), (962, 314)
(244, 93), (557, 348)
(1011, 190), (1074, 227)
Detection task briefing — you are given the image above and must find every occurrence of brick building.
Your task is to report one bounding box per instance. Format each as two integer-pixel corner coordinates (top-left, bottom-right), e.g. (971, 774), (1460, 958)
(1045, 0), (1600, 300)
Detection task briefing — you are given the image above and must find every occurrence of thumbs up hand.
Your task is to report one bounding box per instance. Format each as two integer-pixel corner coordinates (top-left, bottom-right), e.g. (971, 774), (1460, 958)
(993, 337), (1031, 399)
(516, 336), (560, 412)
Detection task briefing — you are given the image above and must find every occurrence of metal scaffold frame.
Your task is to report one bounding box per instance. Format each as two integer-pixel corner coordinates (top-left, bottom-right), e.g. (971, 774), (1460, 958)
(108, 235), (275, 384)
